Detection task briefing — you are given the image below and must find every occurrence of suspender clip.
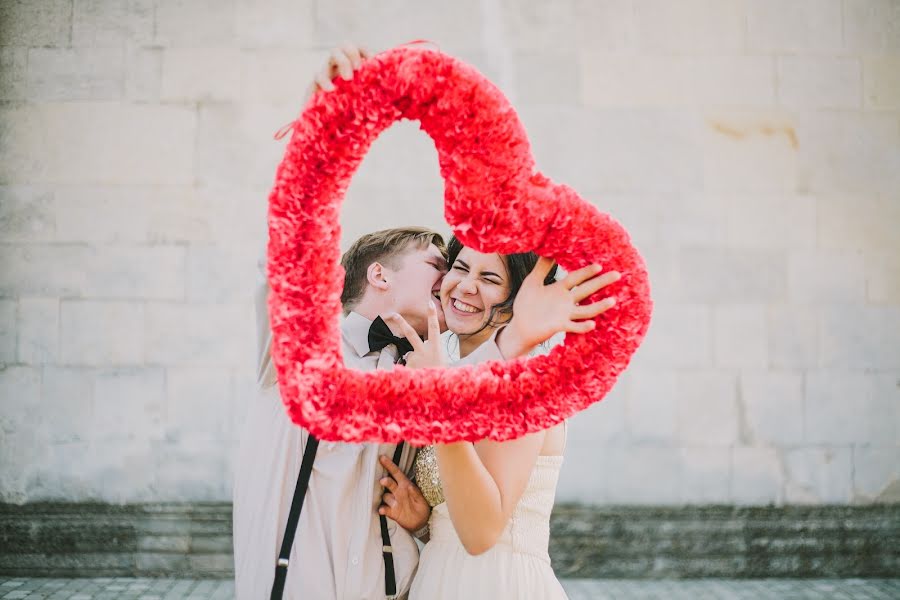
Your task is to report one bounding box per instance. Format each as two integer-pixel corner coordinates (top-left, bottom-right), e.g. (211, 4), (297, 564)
(277, 558), (289, 568)
(382, 545), (393, 554)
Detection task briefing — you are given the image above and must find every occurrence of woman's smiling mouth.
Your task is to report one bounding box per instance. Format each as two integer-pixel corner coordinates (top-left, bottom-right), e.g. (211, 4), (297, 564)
(450, 298), (482, 315)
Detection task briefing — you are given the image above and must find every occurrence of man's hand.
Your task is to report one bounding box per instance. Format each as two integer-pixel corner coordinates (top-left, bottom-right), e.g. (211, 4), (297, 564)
(497, 258), (621, 358)
(385, 300), (447, 369)
(304, 44), (372, 101)
(378, 455), (432, 533)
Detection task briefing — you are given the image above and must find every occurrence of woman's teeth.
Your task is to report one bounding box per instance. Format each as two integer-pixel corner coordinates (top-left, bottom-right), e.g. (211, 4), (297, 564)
(452, 299), (480, 314)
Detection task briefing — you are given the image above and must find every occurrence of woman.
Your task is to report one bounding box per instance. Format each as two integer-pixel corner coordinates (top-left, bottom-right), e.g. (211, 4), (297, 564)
(383, 237), (620, 599)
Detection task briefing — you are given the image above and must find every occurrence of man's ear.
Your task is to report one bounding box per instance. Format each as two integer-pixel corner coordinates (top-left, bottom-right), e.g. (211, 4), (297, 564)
(366, 262), (390, 291)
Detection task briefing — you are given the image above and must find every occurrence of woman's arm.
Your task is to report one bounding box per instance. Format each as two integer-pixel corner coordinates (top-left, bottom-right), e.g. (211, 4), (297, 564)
(436, 432), (545, 555)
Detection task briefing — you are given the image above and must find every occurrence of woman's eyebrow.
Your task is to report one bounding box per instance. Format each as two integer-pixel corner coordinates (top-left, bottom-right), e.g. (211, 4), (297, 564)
(457, 259), (503, 281)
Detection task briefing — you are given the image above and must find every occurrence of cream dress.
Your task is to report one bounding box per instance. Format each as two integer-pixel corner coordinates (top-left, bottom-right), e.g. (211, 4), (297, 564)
(409, 444), (569, 599)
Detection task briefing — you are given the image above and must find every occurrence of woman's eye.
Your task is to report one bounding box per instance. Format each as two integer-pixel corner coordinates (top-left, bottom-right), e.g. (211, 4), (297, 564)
(453, 265), (467, 272)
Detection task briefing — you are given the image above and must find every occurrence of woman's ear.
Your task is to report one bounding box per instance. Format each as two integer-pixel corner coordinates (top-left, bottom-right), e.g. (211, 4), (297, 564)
(366, 262), (390, 291)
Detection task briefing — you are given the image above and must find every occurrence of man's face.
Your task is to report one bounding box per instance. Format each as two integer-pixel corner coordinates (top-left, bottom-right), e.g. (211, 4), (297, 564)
(383, 242), (448, 336)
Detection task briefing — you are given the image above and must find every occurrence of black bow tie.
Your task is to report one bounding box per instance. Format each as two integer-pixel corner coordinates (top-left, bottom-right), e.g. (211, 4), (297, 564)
(367, 316), (415, 356)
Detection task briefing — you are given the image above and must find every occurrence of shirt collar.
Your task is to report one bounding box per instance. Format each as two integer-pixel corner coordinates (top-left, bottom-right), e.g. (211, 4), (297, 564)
(342, 311), (374, 358)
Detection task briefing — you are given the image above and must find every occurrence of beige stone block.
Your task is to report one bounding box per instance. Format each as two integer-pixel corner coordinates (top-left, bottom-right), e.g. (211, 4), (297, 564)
(767, 305), (819, 369)
(731, 446), (785, 506)
(573, 0), (635, 52)
(787, 250), (867, 304)
(0, 48), (27, 101)
(187, 243), (258, 303)
(725, 194), (816, 249)
(778, 57), (861, 110)
(747, 0), (843, 52)
(235, 0), (314, 47)
(144, 302), (255, 367)
(676, 248), (787, 303)
(0, 104), (196, 185)
(625, 369), (678, 444)
(607, 445), (684, 504)
(519, 107), (703, 194)
(568, 375), (629, 446)
(27, 47), (125, 101)
(200, 183), (268, 245)
(0, 300), (15, 365)
(514, 51), (580, 106)
(0, 0), (71, 46)
(72, 0), (154, 46)
(165, 367), (233, 441)
(40, 367), (96, 443)
(844, 0), (900, 54)
(582, 55), (775, 109)
(796, 113), (900, 194)
(714, 305), (768, 369)
(864, 57), (900, 109)
(633, 0), (745, 53)
(871, 373), (899, 445)
(153, 437), (230, 500)
(677, 371), (739, 445)
(93, 367), (166, 441)
(805, 372), (874, 444)
(656, 193), (727, 247)
(866, 252), (900, 304)
(702, 112), (798, 192)
(501, 0), (578, 52)
(239, 48), (322, 104)
(0, 185), (56, 242)
(17, 297), (59, 364)
(155, 0), (236, 46)
(817, 195), (900, 253)
(679, 446), (731, 504)
(853, 446), (900, 503)
(125, 45), (162, 103)
(314, 0), (483, 53)
(60, 301), (144, 366)
(161, 48), (242, 103)
(784, 446), (852, 504)
(740, 372), (804, 446)
(195, 103), (293, 188)
(820, 307), (900, 370)
(630, 304), (711, 368)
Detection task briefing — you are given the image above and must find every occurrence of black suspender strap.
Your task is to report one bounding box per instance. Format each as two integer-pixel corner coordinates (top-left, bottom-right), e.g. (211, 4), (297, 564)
(380, 441), (406, 599)
(270, 433), (319, 600)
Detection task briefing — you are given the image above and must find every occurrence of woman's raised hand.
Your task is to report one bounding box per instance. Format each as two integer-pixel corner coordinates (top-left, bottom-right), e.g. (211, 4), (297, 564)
(497, 258), (621, 359)
(385, 300), (447, 369)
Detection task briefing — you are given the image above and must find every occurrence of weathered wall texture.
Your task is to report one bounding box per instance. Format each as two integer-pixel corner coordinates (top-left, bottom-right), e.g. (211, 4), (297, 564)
(0, 0), (898, 505)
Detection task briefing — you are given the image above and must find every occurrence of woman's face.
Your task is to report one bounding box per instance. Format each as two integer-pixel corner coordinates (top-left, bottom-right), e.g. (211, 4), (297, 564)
(439, 246), (512, 342)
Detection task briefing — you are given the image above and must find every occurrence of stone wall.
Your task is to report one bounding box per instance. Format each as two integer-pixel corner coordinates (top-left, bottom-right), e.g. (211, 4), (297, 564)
(1, 1), (898, 505)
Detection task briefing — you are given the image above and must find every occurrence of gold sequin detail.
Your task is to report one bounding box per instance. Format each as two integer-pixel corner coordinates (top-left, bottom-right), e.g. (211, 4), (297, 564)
(414, 445), (445, 507)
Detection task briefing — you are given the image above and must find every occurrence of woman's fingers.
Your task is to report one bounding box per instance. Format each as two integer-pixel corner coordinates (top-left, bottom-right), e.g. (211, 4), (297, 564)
(566, 320), (596, 334)
(571, 271), (621, 302)
(572, 297), (616, 320)
(426, 300), (440, 342)
(383, 493), (397, 508)
(359, 46), (373, 59)
(529, 256), (557, 283)
(561, 263), (602, 290)
(384, 313), (426, 353)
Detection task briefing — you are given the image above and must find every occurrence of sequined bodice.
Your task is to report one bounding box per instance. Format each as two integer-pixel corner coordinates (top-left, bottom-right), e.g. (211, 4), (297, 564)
(414, 445), (444, 507)
(414, 445), (564, 562)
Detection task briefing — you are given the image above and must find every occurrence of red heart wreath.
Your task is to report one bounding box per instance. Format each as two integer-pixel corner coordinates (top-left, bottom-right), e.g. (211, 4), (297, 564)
(267, 46), (653, 444)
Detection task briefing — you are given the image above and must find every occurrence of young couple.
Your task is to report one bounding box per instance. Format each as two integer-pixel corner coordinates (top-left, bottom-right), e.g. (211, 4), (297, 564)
(233, 46), (620, 600)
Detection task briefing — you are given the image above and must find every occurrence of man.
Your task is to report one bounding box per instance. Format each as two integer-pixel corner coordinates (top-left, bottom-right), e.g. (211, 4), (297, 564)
(234, 225), (510, 599)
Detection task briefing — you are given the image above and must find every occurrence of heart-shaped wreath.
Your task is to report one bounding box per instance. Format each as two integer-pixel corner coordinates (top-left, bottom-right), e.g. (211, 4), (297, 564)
(267, 46), (653, 444)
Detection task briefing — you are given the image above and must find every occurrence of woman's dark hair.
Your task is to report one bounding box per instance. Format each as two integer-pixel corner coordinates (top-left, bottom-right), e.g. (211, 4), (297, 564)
(446, 235), (559, 340)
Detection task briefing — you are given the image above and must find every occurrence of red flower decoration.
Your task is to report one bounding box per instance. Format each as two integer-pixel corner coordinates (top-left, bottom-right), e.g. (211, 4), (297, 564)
(268, 46), (653, 444)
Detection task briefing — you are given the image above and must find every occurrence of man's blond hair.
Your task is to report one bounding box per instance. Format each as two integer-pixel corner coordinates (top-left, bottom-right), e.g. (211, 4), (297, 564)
(340, 227), (446, 313)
